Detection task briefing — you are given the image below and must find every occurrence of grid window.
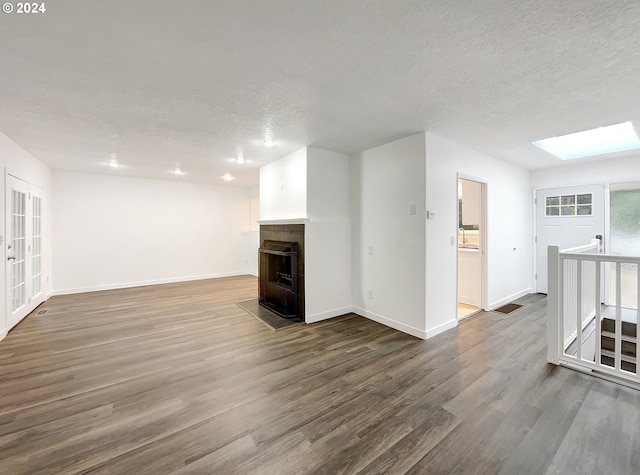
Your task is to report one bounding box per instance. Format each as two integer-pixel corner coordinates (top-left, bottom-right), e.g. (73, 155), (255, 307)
(546, 194), (592, 216)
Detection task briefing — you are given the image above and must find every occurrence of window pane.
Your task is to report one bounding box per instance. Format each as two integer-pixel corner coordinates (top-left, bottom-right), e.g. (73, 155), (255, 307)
(561, 195), (576, 205)
(561, 206), (575, 215)
(577, 205), (592, 215)
(577, 194), (592, 205)
(546, 196), (559, 206)
(546, 206), (560, 216)
(610, 188), (640, 308)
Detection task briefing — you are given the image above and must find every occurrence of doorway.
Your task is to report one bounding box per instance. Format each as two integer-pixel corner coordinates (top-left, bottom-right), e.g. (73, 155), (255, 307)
(6, 175), (45, 331)
(534, 184), (605, 293)
(457, 177), (485, 320)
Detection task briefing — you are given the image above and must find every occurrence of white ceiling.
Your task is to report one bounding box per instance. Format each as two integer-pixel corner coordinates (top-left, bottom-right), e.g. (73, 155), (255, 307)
(3, 1), (640, 186)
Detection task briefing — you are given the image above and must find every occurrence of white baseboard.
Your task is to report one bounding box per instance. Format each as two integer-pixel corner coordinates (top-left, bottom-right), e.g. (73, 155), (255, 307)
(248, 271), (258, 277)
(306, 306), (353, 323)
(352, 306), (427, 340)
(0, 329), (7, 342)
(51, 271), (253, 296)
(488, 288), (533, 311)
(426, 318), (458, 339)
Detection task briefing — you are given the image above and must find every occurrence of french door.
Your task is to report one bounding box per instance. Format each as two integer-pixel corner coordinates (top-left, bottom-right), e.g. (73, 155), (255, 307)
(6, 175), (44, 330)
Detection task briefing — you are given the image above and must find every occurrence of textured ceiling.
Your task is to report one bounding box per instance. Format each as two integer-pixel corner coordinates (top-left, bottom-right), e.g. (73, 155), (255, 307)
(2, 0), (640, 186)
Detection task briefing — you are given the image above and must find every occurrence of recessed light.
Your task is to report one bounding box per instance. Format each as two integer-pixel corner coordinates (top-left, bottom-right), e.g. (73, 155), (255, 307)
(107, 158), (120, 169)
(264, 139), (275, 147)
(533, 121), (640, 160)
(171, 166), (184, 176)
(236, 153), (246, 164)
(222, 173), (235, 182)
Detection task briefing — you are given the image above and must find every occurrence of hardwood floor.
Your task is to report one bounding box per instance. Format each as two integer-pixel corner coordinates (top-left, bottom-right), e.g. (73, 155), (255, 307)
(1, 276), (639, 474)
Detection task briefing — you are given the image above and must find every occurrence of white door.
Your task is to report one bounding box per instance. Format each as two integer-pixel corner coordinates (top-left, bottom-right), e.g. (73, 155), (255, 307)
(535, 184), (605, 293)
(6, 175), (45, 330)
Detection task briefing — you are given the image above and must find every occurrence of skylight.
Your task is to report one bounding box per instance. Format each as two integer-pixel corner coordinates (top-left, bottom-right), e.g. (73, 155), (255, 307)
(533, 121), (640, 160)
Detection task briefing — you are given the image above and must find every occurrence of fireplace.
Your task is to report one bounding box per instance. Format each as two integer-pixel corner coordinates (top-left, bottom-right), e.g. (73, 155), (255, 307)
(258, 225), (304, 320)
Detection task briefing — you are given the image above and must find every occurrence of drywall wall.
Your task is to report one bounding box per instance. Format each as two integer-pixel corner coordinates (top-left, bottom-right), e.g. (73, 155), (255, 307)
(0, 132), (53, 339)
(259, 147), (307, 220)
(306, 147), (350, 220)
(350, 133), (427, 338)
(244, 185), (260, 276)
(425, 132), (532, 337)
(305, 148), (351, 321)
(531, 155), (640, 189)
(52, 171), (253, 294)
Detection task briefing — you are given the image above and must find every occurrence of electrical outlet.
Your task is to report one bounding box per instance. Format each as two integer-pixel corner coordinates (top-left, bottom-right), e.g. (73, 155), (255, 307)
(244, 259), (248, 265)
(368, 246), (374, 255)
(368, 290), (374, 299)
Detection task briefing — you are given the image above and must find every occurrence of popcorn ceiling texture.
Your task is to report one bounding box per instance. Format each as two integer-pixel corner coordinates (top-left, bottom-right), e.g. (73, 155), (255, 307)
(1, 0), (640, 185)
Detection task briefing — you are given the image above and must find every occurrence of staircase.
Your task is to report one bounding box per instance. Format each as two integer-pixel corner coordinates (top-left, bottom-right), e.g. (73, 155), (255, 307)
(600, 307), (637, 373)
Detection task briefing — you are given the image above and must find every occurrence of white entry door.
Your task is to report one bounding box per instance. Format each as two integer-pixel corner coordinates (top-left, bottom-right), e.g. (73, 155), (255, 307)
(535, 184), (605, 293)
(6, 175), (45, 330)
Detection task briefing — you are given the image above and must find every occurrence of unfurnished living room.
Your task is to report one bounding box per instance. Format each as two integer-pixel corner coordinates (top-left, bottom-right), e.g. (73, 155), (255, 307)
(2, 1), (640, 474)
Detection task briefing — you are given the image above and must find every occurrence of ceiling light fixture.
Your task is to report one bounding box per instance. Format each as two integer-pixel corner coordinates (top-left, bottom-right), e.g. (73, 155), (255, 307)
(222, 173), (235, 182)
(107, 158), (119, 169)
(236, 153), (246, 164)
(171, 166), (184, 176)
(533, 121), (640, 160)
(264, 139), (275, 147)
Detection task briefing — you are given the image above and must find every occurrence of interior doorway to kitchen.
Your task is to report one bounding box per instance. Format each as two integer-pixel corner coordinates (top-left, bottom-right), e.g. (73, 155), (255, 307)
(457, 177), (486, 320)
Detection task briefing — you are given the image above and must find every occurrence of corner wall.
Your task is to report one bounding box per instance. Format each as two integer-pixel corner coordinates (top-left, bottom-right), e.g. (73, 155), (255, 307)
(350, 133), (427, 338)
(52, 171), (254, 294)
(424, 132), (532, 337)
(305, 148), (351, 322)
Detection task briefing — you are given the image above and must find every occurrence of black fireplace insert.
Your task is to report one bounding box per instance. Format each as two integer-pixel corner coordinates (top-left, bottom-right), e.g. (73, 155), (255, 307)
(259, 240), (300, 318)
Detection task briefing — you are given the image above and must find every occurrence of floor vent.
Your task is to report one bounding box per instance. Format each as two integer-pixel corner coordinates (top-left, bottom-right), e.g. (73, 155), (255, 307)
(492, 303), (523, 315)
(36, 309), (49, 316)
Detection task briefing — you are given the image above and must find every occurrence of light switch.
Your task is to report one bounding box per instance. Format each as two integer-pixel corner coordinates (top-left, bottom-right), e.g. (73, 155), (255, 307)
(368, 246), (374, 255)
(409, 204), (416, 215)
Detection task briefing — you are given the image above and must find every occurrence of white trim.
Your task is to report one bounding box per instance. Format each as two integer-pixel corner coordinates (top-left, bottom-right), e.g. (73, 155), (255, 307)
(51, 271), (253, 296)
(257, 218), (310, 225)
(352, 306), (427, 339)
(0, 329), (7, 342)
(488, 288), (532, 311)
(426, 318), (458, 339)
(248, 271), (258, 277)
(306, 306), (353, 323)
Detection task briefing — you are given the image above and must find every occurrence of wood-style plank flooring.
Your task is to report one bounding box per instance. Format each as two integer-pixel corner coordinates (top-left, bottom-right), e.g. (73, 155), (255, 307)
(1, 276), (639, 474)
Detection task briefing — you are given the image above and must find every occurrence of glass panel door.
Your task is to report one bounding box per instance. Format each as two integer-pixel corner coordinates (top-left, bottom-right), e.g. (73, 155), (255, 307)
(10, 188), (27, 313)
(32, 195), (43, 298)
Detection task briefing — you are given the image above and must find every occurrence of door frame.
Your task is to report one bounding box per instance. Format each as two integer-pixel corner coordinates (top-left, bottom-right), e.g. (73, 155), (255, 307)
(456, 173), (488, 319)
(5, 173), (46, 331)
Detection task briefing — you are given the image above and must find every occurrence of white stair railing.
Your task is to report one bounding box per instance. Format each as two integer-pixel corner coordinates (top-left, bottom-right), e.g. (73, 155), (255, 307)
(548, 241), (640, 386)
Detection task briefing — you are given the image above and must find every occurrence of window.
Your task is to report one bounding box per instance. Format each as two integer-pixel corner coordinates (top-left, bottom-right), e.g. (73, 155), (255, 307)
(545, 193), (592, 216)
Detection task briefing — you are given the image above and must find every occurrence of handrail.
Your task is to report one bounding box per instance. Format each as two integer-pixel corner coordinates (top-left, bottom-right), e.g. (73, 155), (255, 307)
(549, 242), (640, 388)
(559, 253), (640, 264)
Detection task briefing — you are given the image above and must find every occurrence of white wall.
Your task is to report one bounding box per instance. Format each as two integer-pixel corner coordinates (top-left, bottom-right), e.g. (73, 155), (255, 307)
(305, 148), (351, 321)
(350, 133), (427, 338)
(259, 147), (307, 220)
(425, 132), (532, 337)
(53, 171), (253, 294)
(531, 155), (640, 189)
(0, 132), (53, 339)
(243, 185), (260, 276)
